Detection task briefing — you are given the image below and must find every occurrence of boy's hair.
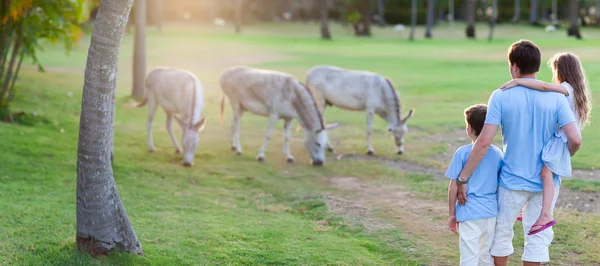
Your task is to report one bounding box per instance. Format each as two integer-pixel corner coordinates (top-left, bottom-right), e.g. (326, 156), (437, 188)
(507, 40), (541, 75)
(464, 104), (487, 136)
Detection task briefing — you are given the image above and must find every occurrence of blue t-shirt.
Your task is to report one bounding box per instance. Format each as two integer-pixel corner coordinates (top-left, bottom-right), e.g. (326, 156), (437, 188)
(446, 144), (503, 222)
(485, 85), (576, 192)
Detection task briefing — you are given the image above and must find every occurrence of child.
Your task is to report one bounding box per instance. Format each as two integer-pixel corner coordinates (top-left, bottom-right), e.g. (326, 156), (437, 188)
(500, 52), (592, 235)
(447, 104), (504, 266)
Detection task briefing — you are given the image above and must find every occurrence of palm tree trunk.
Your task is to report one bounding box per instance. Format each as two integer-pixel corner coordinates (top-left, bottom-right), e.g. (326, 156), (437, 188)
(466, 0), (476, 38)
(409, 0), (417, 41)
(513, 0), (521, 23)
(568, 0), (582, 38)
(425, 0), (435, 38)
(551, 0), (558, 24)
(377, 0), (385, 26)
(320, 0), (331, 39)
(76, 0), (142, 257)
(234, 0), (243, 34)
(449, 0), (455, 29)
(596, 0), (600, 26)
(132, 0), (146, 100)
(529, 0), (539, 25)
(488, 0), (498, 41)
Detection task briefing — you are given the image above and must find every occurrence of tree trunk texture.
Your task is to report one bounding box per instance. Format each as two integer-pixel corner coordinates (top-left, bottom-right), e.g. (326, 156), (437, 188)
(6, 48), (24, 103)
(466, 0), (476, 38)
(353, 1), (373, 36)
(449, 0), (455, 28)
(513, 0), (521, 23)
(320, 0), (331, 39)
(488, 0), (498, 41)
(0, 28), (21, 105)
(529, 0), (539, 25)
(132, 0), (146, 100)
(410, 0), (417, 40)
(568, 0), (582, 38)
(596, 0), (600, 26)
(551, 0), (558, 24)
(153, 0), (163, 32)
(234, 0), (243, 34)
(377, 0), (385, 26)
(425, 0), (435, 38)
(76, 0), (142, 257)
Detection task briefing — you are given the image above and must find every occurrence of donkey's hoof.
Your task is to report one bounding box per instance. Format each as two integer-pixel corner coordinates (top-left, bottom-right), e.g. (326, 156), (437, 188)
(236, 151), (243, 156)
(287, 158), (295, 164)
(257, 156), (265, 162)
(366, 150), (374, 156)
(175, 149), (181, 154)
(149, 147), (156, 153)
(397, 150), (404, 155)
(231, 146), (237, 152)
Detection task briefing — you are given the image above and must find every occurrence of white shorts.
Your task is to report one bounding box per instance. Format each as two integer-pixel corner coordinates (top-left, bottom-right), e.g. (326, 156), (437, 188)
(458, 217), (496, 266)
(490, 185), (560, 263)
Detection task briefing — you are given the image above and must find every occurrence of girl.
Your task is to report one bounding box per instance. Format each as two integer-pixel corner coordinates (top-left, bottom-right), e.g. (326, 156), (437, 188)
(499, 52), (592, 235)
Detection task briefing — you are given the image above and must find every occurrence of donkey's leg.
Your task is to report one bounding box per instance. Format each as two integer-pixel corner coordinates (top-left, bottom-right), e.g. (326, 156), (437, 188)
(230, 102), (244, 155)
(147, 97), (158, 152)
(257, 113), (279, 162)
(283, 118), (294, 163)
(165, 112), (182, 154)
(366, 110), (375, 156)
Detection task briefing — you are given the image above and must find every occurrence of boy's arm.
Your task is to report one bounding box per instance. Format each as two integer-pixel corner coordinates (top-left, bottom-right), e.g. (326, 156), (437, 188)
(500, 78), (569, 96)
(448, 180), (459, 233)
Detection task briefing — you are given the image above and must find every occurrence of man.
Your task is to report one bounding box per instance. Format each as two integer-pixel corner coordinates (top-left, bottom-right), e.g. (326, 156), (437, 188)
(454, 40), (582, 265)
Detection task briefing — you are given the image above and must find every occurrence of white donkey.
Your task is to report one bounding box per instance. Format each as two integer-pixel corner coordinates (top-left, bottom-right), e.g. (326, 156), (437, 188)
(219, 66), (337, 166)
(137, 67), (207, 167)
(306, 65), (414, 155)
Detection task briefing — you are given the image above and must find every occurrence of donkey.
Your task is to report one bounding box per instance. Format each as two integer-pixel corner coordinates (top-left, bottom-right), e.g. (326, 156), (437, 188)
(219, 66), (338, 166)
(306, 65), (414, 155)
(137, 67), (207, 167)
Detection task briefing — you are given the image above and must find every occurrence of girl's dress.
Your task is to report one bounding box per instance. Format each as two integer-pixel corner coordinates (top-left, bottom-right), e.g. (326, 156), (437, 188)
(542, 82), (579, 177)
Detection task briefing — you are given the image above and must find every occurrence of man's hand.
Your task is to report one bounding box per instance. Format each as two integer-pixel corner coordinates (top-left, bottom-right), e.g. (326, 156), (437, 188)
(457, 183), (468, 205)
(448, 216), (458, 233)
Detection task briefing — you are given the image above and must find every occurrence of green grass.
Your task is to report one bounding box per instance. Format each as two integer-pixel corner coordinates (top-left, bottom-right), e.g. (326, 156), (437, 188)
(562, 179), (600, 192)
(2, 22), (600, 265)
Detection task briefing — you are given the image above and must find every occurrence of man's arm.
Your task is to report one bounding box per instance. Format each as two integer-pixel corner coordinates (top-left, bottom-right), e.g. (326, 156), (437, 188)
(562, 122), (582, 156)
(456, 124), (499, 205)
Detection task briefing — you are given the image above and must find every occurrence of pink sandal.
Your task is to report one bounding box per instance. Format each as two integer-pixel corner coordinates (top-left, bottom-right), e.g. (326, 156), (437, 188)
(528, 220), (557, 235)
(516, 213), (523, 222)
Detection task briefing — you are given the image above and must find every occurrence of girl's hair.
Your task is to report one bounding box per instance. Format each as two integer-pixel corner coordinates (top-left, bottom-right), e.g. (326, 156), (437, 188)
(548, 52), (593, 128)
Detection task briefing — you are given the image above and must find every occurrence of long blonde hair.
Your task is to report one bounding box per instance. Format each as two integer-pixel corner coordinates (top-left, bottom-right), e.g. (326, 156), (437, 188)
(548, 52), (593, 128)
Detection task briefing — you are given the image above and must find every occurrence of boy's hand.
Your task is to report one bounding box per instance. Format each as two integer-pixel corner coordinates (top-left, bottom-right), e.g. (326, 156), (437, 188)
(457, 183), (468, 205)
(500, 79), (520, 90)
(448, 216), (458, 233)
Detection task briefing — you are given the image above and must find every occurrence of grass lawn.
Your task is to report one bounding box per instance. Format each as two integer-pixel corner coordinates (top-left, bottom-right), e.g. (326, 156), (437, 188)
(1, 22), (600, 265)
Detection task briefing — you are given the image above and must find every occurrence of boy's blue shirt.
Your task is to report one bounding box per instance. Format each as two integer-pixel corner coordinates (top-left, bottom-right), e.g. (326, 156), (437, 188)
(446, 144), (504, 222)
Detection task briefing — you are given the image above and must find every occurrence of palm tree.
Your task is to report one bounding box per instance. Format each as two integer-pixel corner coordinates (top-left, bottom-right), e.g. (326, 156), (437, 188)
(596, 0), (600, 26)
(529, 0), (539, 25)
(320, 0), (331, 39)
(409, 0), (417, 41)
(377, 0), (385, 26)
(234, 0), (243, 34)
(77, 0), (142, 256)
(425, 0), (435, 38)
(488, 0), (498, 41)
(466, 0), (476, 38)
(512, 0), (521, 23)
(551, 0), (558, 25)
(568, 0), (582, 39)
(132, 0), (146, 100)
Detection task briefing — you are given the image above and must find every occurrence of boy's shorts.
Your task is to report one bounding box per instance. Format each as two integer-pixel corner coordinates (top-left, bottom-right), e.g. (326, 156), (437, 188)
(459, 217), (496, 266)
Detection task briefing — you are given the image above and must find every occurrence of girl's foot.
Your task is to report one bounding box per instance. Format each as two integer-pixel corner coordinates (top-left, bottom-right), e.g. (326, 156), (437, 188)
(516, 213), (523, 222)
(529, 214), (556, 234)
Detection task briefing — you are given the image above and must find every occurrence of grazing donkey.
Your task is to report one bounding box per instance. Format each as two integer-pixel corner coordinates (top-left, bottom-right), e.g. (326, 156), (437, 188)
(219, 66), (338, 166)
(137, 67), (207, 167)
(306, 65), (414, 155)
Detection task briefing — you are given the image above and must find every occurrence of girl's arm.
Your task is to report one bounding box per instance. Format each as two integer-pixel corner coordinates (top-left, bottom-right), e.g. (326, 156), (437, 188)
(500, 79), (569, 96)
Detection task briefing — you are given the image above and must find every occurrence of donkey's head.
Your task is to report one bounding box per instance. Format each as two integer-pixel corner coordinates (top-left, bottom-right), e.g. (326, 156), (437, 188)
(174, 116), (207, 167)
(304, 123), (339, 166)
(388, 109), (415, 154)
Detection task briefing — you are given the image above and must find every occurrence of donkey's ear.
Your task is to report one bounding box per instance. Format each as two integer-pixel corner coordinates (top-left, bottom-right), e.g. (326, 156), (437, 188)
(173, 115), (187, 129)
(193, 117), (207, 132)
(401, 109), (415, 124)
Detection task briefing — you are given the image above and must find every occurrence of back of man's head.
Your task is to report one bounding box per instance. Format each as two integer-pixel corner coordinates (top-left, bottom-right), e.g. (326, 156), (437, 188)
(507, 40), (541, 75)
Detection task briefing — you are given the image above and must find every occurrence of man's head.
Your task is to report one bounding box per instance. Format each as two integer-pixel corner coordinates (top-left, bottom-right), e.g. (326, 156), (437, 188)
(464, 104), (487, 142)
(507, 40), (541, 78)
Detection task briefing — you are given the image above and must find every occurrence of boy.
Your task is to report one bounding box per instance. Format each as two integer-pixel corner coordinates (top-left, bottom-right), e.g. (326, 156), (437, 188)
(447, 104), (503, 266)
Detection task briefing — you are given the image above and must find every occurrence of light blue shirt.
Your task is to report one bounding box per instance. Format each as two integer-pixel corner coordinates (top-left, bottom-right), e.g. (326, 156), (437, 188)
(446, 144), (503, 222)
(485, 86), (576, 192)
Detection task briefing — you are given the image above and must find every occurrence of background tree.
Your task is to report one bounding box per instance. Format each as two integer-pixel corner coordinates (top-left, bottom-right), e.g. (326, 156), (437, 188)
(551, 0), (558, 25)
(0, 0), (89, 120)
(377, 0), (385, 26)
(488, 0), (498, 40)
(512, 0), (521, 23)
(320, 0), (331, 39)
(529, 0), (539, 25)
(77, 0), (142, 256)
(568, 0), (582, 38)
(466, 0), (476, 38)
(425, 0), (435, 38)
(409, 0), (417, 40)
(132, 0), (146, 100)
(234, 0), (244, 33)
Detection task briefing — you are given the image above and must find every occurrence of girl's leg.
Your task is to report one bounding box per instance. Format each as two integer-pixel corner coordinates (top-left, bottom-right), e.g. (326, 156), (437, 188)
(529, 165), (556, 233)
